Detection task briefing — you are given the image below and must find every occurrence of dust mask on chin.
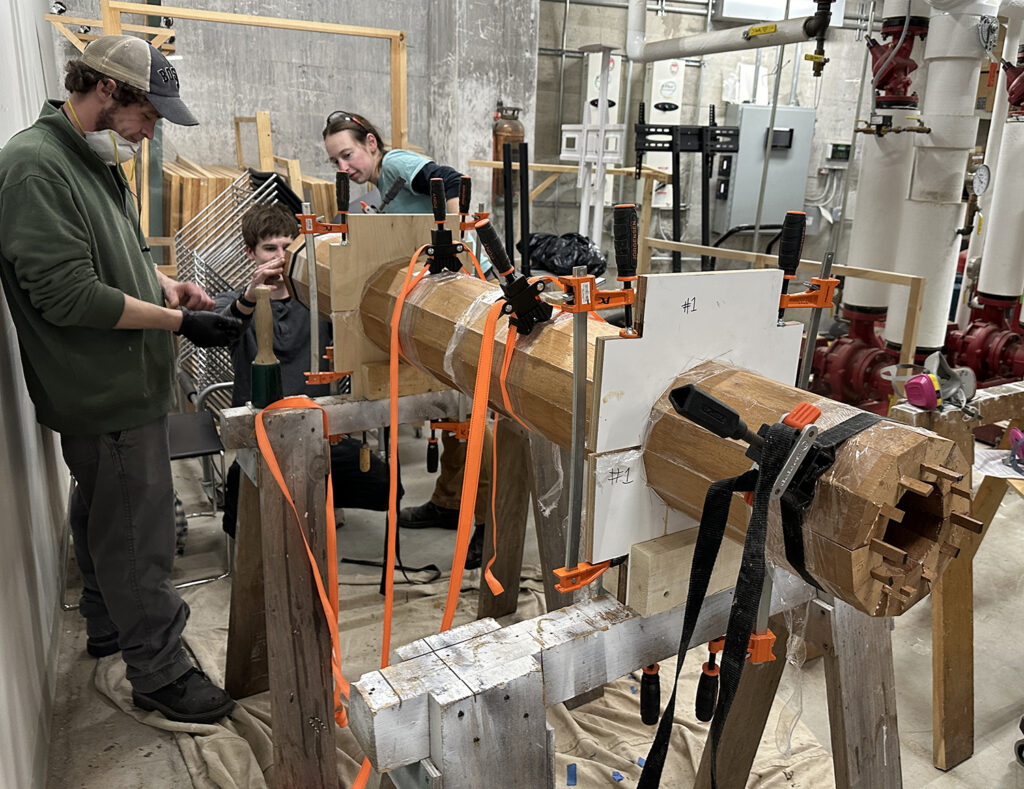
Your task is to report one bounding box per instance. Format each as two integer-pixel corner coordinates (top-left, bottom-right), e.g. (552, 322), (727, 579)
(85, 129), (141, 166)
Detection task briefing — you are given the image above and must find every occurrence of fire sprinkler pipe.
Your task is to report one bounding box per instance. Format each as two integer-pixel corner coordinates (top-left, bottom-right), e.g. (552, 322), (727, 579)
(883, 0), (996, 352)
(625, 0), (833, 62)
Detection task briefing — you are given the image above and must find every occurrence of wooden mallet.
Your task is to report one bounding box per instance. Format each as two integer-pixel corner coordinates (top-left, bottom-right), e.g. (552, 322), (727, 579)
(251, 285), (282, 408)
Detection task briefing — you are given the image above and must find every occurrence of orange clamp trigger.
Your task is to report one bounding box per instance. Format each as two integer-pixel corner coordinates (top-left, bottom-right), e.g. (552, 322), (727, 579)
(554, 560), (611, 592)
(708, 636), (725, 654)
(305, 370), (352, 386)
(743, 491), (754, 506)
(748, 629), (777, 664)
(431, 419), (472, 441)
(783, 402), (821, 429)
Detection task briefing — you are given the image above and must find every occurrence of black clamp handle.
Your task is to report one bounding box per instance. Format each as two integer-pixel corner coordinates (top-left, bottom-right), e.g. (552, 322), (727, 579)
(668, 385), (763, 452)
(474, 218), (552, 335)
(778, 210), (806, 320)
(458, 175), (472, 216)
(335, 172), (350, 215)
(613, 203), (638, 279)
(430, 177), (446, 224)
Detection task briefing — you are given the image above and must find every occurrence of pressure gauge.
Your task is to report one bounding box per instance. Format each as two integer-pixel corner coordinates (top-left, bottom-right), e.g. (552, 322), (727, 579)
(972, 164), (991, 196)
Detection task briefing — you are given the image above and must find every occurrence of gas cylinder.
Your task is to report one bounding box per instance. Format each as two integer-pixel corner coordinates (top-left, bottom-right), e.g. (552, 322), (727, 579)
(492, 99), (524, 197)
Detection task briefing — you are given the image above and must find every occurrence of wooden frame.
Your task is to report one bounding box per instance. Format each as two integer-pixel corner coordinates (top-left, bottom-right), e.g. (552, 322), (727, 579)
(644, 238), (926, 370)
(95, 0), (408, 235)
(468, 159), (670, 201)
(45, 13), (176, 53)
(234, 112), (275, 172)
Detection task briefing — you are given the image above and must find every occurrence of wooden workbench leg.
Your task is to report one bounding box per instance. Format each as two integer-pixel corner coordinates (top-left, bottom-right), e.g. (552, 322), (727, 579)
(695, 613), (790, 789)
(821, 598), (901, 789)
(259, 409), (337, 789)
(224, 469), (269, 698)
(932, 473), (1008, 770)
(527, 432), (573, 612)
(477, 419), (531, 619)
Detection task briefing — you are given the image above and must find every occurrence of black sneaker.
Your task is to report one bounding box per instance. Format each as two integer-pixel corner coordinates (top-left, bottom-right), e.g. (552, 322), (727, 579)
(399, 501), (459, 530)
(86, 633), (120, 658)
(465, 523), (485, 570)
(132, 668), (235, 724)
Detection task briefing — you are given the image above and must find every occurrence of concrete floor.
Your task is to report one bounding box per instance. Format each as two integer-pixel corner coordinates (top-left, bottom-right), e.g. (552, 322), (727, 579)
(45, 427), (1024, 788)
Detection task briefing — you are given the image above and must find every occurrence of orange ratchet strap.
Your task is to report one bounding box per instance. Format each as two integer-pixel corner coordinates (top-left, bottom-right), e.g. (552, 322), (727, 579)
(441, 299), (508, 630)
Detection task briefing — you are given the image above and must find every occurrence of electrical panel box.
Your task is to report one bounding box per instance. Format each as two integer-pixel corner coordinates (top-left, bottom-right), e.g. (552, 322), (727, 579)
(712, 103), (816, 235)
(643, 59), (686, 209)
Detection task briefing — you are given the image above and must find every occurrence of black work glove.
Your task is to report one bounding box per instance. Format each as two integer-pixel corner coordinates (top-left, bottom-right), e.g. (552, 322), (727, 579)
(175, 308), (244, 347)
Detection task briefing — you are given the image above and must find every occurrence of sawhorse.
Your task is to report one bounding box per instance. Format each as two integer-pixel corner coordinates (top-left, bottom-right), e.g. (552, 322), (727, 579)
(890, 381), (1024, 769)
(350, 573), (902, 789)
(219, 390), (463, 788)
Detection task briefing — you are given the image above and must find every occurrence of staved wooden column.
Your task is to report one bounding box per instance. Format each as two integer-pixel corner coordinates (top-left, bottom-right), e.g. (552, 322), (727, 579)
(359, 263), (975, 617)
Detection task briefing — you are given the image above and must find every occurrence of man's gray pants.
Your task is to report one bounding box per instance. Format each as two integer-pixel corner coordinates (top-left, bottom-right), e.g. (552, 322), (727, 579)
(61, 416), (193, 693)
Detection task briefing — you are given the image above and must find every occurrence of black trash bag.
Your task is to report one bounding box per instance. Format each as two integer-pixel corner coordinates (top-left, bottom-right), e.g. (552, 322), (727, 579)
(518, 232), (607, 277)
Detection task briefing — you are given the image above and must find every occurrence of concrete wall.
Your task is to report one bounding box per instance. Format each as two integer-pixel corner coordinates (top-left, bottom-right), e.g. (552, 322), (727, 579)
(53, 0), (539, 222)
(1, 3), (68, 787)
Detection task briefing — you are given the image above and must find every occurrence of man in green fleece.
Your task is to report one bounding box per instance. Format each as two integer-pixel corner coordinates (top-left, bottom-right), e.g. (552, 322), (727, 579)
(0, 36), (243, 724)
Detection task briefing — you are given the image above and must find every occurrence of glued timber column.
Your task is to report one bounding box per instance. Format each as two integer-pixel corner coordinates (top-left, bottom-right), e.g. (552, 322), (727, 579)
(360, 263), (976, 617)
(644, 361), (973, 616)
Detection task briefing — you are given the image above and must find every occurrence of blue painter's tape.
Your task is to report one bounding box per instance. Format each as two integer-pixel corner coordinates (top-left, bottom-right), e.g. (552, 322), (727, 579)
(567, 763), (577, 786)
(612, 771), (624, 782)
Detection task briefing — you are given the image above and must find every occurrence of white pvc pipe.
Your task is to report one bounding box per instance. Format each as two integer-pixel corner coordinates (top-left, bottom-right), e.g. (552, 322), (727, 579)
(626, 0), (823, 62)
(968, 8), (1024, 302)
(977, 121), (1024, 297)
(884, 6), (993, 349)
(842, 117), (920, 310)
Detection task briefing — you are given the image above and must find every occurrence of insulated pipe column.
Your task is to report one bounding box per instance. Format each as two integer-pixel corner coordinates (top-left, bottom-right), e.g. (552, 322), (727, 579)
(884, 5), (993, 350)
(977, 120), (1024, 299)
(842, 116), (920, 311)
(975, 10), (1024, 301)
(843, 0), (930, 312)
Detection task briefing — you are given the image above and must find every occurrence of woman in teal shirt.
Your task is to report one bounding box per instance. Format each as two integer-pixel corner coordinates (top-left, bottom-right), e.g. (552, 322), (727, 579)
(322, 110), (461, 214)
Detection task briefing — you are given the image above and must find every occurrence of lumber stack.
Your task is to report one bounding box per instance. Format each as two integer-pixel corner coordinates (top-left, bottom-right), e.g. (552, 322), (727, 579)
(358, 263), (976, 616)
(162, 158), (243, 236)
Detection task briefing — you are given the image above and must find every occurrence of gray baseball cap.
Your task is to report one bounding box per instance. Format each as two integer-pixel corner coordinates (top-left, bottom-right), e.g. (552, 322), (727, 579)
(80, 35), (198, 126)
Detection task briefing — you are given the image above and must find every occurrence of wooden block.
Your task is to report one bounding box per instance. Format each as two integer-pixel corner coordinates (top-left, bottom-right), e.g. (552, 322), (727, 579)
(870, 566), (895, 586)
(627, 528), (744, 617)
(951, 512), (983, 534)
(878, 502), (906, 523)
(900, 475), (934, 498)
(921, 462), (964, 482)
(361, 360), (449, 401)
(951, 486), (973, 500)
(938, 542), (960, 558)
(869, 538), (908, 565)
